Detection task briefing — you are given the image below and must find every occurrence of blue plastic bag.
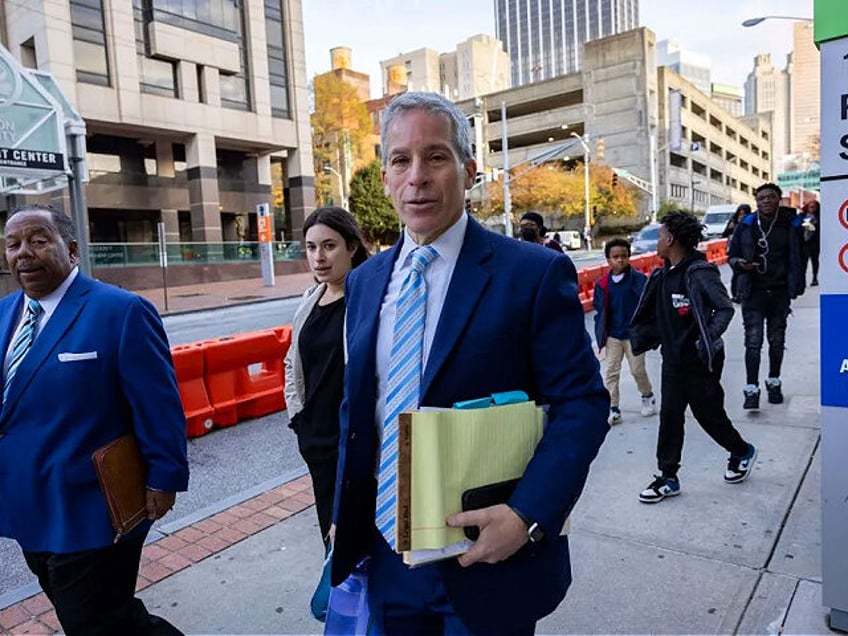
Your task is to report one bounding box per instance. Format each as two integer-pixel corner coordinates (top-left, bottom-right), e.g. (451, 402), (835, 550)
(310, 544), (333, 622)
(324, 559), (374, 636)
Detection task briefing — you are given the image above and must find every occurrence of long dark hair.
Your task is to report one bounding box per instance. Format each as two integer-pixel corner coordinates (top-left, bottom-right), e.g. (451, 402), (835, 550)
(303, 207), (369, 268)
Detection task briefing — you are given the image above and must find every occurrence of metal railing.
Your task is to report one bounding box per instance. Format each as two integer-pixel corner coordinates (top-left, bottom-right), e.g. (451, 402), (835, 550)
(89, 241), (302, 268)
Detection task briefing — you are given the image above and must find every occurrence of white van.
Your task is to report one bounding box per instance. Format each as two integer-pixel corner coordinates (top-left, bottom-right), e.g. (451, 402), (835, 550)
(702, 204), (739, 238)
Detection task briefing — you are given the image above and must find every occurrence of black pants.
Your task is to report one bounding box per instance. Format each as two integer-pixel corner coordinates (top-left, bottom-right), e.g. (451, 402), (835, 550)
(802, 245), (820, 282)
(657, 354), (749, 478)
(741, 288), (791, 385)
(300, 444), (338, 546)
(23, 533), (183, 636)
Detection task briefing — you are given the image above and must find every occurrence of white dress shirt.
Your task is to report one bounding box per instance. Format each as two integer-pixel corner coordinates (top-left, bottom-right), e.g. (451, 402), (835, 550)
(3, 267), (79, 377)
(374, 213), (469, 439)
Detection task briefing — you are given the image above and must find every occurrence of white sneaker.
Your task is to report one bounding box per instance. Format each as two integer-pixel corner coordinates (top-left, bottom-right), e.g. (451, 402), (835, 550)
(640, 395), (656, 417)
(608, 409), (622, 425)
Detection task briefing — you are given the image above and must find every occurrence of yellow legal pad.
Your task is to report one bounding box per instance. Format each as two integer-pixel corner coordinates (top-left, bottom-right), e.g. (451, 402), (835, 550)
(396, 401), (545, 559)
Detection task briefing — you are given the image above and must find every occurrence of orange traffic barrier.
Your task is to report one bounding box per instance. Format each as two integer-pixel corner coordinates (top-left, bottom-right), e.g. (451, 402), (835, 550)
(203, 331), (286, 427)
(171, 343), (216, 438)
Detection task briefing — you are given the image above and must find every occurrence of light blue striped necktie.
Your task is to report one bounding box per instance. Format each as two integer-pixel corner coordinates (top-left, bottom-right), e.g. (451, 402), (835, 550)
(4, 299), (43, 403)
(376, 245), (439, 549)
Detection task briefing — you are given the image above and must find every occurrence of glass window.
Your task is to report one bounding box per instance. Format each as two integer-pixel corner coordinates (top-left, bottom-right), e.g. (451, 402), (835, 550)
(265, 0), (289, 118)
(139, 56), (177, 97)
(73, 39), (109, 79)
(71, 0), (109, 85)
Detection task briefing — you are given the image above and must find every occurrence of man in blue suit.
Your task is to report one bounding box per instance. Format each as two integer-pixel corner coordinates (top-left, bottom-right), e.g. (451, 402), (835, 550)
(331, 92), (610, 634)
(0, 204), (189, 635)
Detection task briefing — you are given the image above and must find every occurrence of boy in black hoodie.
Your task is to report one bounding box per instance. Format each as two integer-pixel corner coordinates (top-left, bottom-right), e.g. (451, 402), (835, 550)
(630, 211), (757, 503)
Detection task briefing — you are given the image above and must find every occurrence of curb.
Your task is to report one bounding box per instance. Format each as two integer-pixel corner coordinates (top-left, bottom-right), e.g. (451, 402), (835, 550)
(156, 292), (307, 318)
(0, 471), (314, 635)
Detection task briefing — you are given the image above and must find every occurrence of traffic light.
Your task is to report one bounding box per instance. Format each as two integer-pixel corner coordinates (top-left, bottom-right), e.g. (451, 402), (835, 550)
(612, 173), (619, 188)
(595, 138), (605, 163)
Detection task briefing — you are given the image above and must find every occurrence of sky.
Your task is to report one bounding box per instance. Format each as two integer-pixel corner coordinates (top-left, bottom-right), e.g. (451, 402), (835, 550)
(301, 0), (813, 99)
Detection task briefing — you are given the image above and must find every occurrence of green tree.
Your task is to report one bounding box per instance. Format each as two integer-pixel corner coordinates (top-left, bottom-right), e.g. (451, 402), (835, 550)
(348, 161), (398, 246)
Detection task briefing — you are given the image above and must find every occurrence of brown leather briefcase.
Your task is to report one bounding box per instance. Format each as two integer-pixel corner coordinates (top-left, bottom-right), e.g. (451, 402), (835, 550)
(91, 433), (147, 542)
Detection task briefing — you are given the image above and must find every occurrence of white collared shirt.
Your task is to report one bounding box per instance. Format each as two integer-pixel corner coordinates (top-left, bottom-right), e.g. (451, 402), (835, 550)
(374, 213), (468, 435)
(3, 267), (79, 377)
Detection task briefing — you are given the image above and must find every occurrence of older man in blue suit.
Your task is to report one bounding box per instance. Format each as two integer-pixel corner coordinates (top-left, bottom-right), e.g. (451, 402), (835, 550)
(331, 92), (610, 635)
(0, 204), (189, 635)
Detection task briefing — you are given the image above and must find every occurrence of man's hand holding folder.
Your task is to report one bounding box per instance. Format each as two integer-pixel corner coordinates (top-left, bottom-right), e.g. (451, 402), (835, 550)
(447, 503), (528, 566)
(395, 391), (548, 566)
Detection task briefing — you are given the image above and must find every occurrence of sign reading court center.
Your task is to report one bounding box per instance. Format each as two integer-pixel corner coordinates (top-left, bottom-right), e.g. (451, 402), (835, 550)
(0, 44), (67, 177)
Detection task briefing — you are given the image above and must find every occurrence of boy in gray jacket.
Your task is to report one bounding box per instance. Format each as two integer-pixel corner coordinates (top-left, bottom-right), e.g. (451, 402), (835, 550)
(630, 211), (757, 503)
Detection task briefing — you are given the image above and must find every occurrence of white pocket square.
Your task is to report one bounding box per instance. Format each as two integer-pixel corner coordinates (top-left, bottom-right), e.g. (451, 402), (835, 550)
(58, 351), (98, 362)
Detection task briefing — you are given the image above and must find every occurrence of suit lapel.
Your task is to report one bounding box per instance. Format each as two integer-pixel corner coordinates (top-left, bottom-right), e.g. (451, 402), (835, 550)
(421, 218), (493, 398)
(0, 292), (24, 358)
(1, 275), (91, 419)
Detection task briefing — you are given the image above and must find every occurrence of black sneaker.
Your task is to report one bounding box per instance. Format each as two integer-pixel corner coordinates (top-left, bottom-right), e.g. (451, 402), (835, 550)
(638, 475), (681, 503)
(766, 378), (783, 404)
(811, 278), (819, 287)
(743, 385), (760, 410)
(725, 444), (757, 484)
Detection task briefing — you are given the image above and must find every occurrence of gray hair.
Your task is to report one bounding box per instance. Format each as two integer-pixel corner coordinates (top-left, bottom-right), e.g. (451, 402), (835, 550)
(380, 92), (474, 165)
(9, 203), (77, 246)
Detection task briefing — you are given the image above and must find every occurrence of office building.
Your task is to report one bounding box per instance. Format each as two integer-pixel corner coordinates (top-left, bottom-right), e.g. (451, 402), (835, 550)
(380, 35), (509, 100)
(1, 0), (315, 276)
(711, 83), (744, 118)
(745, 53), (790, 171)
(494, 0), (639, 87)
(790, 21), (820, 157)
(380, 48), (442, 95)
(657, 39), (711, 94)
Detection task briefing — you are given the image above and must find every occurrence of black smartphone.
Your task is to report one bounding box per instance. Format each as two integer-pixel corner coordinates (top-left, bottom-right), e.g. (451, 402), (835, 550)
(460, 478), (520, 541)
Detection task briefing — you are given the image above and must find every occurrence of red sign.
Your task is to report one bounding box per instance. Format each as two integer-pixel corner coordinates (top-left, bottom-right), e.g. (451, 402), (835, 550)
(840, 199), (848, 231)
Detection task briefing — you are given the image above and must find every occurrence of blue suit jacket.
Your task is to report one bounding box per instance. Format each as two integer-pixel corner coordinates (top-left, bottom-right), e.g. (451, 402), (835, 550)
(332, 217), (609, 632)
(0, 274), (189, 553)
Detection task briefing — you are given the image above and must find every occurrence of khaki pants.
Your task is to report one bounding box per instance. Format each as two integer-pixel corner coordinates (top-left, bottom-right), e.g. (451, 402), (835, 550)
(603, 337), (653, 408)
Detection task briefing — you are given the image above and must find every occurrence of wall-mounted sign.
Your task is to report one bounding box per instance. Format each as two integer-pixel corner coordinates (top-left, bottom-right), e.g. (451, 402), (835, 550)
(0, 44), (67, 180)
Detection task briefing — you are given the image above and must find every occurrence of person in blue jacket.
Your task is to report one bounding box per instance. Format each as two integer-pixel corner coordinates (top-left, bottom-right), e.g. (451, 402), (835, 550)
(331, 92), (609, 635)
(0, 204), (189, 636)
(593, 238), (655, 425)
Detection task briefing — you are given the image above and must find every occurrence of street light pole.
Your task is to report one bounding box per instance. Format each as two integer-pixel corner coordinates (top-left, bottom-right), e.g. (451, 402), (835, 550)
(323, 164), (347, 210)
(570, 132), (591, 247)
(501, 101), (513, 237)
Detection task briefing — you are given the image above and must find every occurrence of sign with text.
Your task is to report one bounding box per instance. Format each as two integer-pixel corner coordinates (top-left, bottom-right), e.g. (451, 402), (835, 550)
(256, 203), (275, 287)
(0, 44), (66, 179)
(819, 39), (848, 294)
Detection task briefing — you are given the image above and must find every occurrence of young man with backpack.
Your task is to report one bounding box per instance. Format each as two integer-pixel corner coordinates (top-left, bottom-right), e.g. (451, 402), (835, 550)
(630, 211), (757, 503)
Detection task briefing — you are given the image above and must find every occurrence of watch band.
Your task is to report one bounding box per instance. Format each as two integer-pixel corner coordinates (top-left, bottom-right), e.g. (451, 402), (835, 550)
(508, 505), (545, 543)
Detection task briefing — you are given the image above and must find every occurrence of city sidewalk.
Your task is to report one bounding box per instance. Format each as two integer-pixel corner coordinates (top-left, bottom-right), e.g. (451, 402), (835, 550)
(0, 285), (829, 635)
(135, 272), (317, 316)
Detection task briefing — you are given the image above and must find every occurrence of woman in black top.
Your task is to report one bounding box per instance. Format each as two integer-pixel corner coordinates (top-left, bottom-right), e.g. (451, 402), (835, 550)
(284, 207), (368, 545)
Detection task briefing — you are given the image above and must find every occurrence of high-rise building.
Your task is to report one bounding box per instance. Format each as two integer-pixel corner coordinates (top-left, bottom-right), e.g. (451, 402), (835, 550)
(380, 35), (510, 100)
(380, 48), (442, 95)
(1, 0), (315, 272)
(745, 53), (790, 170)
(711, 83), (744, 118)
(657, 39), (711, 94)
(494, 0), (639, 87)
(790, 21), (820, 157)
